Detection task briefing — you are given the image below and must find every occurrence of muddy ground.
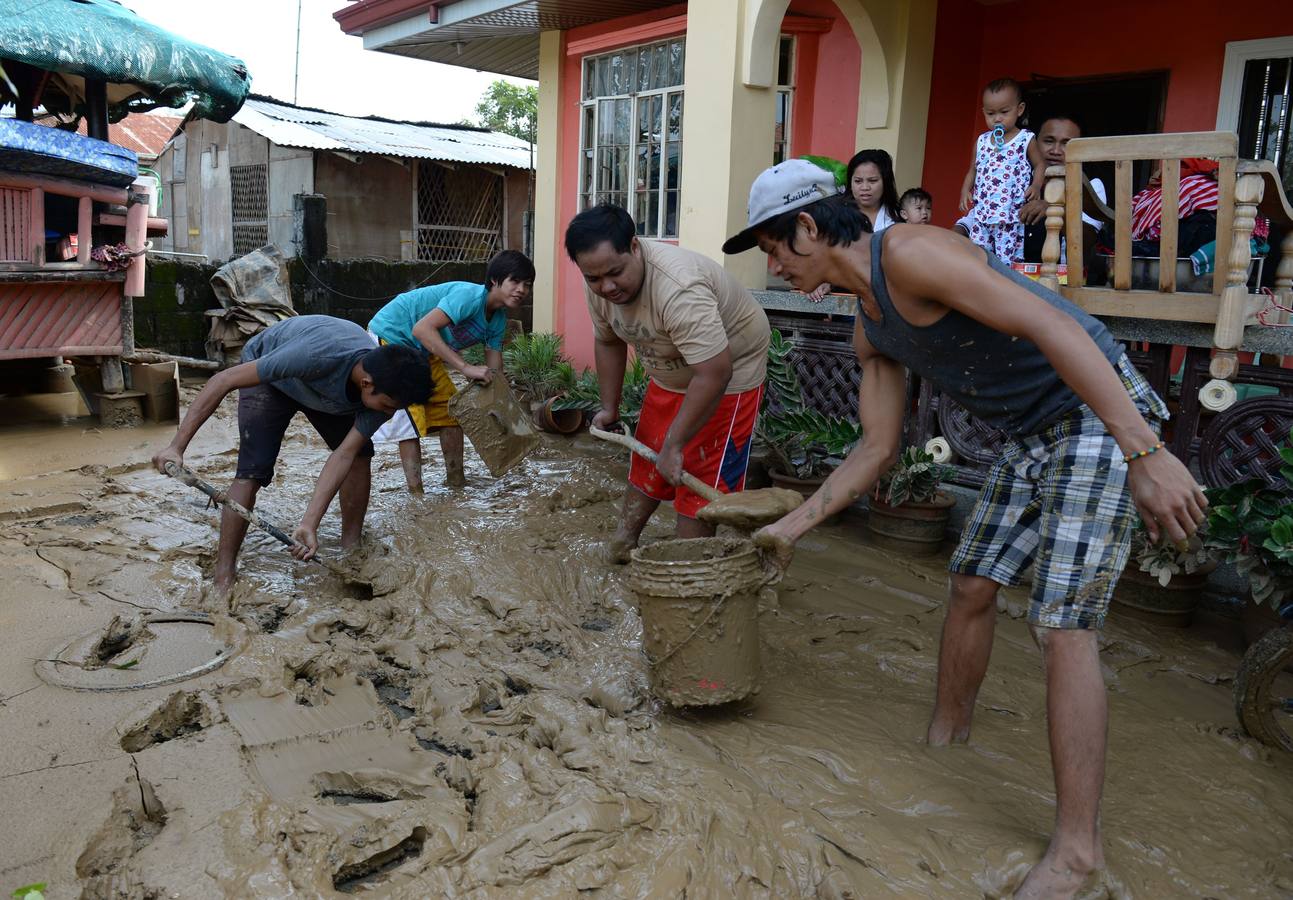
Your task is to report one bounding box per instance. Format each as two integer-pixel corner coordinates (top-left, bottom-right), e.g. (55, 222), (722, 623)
(1, 387), (1291, 898)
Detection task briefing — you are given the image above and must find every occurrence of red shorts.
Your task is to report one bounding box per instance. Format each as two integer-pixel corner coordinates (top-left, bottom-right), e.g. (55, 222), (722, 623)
(629, 379), (764, 519)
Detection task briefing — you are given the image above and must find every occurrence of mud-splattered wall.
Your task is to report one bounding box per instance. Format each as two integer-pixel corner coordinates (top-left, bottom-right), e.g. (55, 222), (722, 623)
(137, 259), (535, 360)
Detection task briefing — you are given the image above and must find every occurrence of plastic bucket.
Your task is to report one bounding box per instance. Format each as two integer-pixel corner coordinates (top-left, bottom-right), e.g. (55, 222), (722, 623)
(629, 536), (765, 707)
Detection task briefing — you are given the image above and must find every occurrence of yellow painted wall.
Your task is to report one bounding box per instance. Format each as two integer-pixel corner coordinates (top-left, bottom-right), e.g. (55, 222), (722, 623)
(677, 0), (775, 288)
(531, 29), (563, 334)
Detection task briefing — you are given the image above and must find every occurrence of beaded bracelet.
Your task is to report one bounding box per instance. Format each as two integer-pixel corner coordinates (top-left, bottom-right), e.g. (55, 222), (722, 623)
(1123, 441), (1165, 464)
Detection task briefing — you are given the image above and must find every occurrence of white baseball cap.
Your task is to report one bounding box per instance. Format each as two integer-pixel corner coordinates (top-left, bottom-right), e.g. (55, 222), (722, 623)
(722, 157), (845, 254)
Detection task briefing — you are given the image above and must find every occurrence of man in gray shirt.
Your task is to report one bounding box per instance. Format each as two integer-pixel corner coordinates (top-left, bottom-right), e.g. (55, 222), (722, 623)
(153, 315), (431, 596)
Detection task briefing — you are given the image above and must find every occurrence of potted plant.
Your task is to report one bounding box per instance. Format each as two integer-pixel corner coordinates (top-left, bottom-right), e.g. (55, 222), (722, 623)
(1113, 527), (1216, 627)
(866, 447), (955, 555)
(550, 354), (649, 430)
(1204, 444), (1293, 645)
(758, 408), (862, 525)
(754, 330), (862, 524)
(497, 332), (588, 433)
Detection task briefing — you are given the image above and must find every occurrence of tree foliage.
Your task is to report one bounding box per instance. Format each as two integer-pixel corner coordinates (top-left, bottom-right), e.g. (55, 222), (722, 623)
(472, 80), (537, 141)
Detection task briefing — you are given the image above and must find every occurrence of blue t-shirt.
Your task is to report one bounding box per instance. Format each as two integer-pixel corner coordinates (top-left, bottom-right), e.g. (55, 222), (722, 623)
(242, 315), (390, 438)
(368, 282), (506, 354)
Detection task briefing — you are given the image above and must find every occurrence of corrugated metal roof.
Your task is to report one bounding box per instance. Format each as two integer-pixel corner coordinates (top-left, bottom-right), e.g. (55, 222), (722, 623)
(231, 96), (533, 169)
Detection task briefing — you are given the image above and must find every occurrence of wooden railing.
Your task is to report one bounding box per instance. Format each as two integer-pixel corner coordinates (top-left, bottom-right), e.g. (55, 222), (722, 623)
(0, 171), (153, 297)
(1039, 131), (1293, 394)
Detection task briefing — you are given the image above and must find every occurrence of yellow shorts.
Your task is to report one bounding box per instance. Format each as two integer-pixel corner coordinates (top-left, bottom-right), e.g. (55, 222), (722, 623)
(373, 337), (458, 440)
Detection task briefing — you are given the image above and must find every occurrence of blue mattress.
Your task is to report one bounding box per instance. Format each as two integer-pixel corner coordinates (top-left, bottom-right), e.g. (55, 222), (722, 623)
(0, 118), (138, 187)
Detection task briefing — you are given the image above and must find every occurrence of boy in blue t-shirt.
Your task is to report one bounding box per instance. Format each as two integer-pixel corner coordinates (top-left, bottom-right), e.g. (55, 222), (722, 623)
(368, 249), (535, 490)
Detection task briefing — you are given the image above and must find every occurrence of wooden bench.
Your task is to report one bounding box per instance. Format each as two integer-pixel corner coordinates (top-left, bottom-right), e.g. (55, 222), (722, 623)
(1039, 131), (1293, 407)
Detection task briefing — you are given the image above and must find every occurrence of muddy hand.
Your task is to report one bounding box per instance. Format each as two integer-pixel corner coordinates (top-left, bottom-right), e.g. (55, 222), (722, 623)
(753, 525), (795, 576)
(656, 441), (684, 487)
(463, 364), (493, 384)
(1127, 451), (1207, 545)
(154, 445), (183, 476)
(591, 408), (622, 433)
(290, 525), (319, 561)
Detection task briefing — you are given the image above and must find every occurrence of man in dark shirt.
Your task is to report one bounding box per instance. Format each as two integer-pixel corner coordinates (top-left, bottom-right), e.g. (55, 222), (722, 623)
(153, 315), (430, 596)
(725, 159), (1205, 900)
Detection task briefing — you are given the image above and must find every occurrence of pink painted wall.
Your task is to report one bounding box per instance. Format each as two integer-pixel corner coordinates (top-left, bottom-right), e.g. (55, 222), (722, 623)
(920, 0), (1293, 227)
(788, 0), (862, 163)
(552, 1), (862, 369)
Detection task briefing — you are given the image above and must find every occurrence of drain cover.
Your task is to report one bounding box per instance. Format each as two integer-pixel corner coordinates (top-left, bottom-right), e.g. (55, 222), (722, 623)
(35, 613), (240, 692)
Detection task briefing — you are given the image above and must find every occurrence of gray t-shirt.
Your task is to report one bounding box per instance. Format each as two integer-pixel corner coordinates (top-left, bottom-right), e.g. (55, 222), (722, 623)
(242, 315), (389, 437)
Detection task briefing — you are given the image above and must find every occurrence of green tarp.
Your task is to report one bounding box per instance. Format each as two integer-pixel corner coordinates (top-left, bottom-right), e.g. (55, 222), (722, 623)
(0, 0), (249, 122)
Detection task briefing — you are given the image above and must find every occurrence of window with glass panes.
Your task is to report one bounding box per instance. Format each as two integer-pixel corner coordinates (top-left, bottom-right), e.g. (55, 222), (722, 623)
(774, 35), (795, 165)
(579, 38), (685, 238)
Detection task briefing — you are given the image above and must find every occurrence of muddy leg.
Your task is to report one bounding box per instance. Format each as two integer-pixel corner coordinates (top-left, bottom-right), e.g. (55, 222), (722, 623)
(928, 574), (1000, 744)
(338, 455), (371, 550)
(1016, 627), (1106, 900)
(397, 438), (423, 493)
(213, 478), (261, 596)
(675, 515), (716, 539)
(440, 426), (466, 487)
(607, 486), (660, 564)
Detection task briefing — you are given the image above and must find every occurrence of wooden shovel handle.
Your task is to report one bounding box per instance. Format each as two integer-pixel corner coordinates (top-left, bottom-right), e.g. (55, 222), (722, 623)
(589, 425), (723, 501)
(163, 462), (351, 578)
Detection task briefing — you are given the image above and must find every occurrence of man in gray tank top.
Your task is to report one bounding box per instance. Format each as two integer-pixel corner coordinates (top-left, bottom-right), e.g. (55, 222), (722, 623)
(723, 159), (1207, 900)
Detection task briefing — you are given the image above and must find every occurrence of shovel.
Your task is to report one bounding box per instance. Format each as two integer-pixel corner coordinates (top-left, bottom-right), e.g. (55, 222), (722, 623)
(588, 426), (802, 530)
(163, 461), (355, 581)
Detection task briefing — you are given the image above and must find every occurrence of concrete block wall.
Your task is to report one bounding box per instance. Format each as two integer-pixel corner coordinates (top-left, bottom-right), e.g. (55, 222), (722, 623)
(137, 258), (534, 360)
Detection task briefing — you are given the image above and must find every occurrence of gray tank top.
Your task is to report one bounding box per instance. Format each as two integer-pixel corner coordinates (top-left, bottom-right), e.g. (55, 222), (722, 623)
(861, 229), (1123, 437)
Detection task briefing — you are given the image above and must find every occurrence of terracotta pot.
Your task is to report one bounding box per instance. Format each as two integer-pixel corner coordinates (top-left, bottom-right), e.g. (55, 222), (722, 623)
(1113, 563), (1215, 628)
(533, 397), (584, 434)
(865, 491), (955, 556)
(768, 468), (842, 525)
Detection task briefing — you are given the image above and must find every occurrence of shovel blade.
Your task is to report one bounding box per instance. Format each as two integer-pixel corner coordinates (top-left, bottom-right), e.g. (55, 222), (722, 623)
(696, 487), (803, 530)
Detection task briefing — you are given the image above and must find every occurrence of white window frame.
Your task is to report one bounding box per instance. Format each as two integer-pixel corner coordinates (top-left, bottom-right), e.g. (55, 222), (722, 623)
(773, 34), (795, 165)
(1216, 36), (1293, 131)
(578, 37), (685, 239)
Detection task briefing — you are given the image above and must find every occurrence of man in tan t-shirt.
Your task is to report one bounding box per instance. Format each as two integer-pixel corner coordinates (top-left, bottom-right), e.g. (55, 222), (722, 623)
(565, 203), (771, 561)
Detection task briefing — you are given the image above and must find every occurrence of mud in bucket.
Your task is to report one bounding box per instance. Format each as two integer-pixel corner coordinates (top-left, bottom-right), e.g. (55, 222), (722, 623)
(629, 536), (769, 707)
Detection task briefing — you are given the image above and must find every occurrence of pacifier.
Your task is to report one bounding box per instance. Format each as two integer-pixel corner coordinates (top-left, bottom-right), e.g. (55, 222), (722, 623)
(991, 123), (1006, 150)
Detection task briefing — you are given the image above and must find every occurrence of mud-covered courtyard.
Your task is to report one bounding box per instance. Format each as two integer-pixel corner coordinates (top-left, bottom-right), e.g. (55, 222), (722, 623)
(1, 391), (1291, 898)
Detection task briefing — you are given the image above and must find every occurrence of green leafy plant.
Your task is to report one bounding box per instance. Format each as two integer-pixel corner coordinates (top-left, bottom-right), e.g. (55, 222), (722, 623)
(875, 446), (949, 506)
(1133, 529), (1214, 587)
(755, 329), (861, 480)
(1204, 431), (1293, 610)
(502, 332), (572, 402)
(551, 355), (649, 427)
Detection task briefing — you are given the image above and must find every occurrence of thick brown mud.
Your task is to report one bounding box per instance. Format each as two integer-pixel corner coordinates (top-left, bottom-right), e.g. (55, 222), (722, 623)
(0, 397), (1291, 898)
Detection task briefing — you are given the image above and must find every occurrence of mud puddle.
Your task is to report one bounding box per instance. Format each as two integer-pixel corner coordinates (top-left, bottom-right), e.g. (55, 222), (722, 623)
(0, 408), (1290, 897)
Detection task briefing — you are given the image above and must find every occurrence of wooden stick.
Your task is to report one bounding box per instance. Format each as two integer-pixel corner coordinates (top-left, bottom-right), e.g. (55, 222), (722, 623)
(589, 425), (723, 501)
(163, 462), (353, 579)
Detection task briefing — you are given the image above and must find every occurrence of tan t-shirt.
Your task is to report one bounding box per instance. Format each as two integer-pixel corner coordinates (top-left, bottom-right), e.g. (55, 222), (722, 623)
(584, 241), (770, 393)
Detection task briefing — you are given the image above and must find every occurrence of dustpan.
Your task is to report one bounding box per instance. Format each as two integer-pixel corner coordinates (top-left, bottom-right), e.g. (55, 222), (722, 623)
(447, 377), (540, 477)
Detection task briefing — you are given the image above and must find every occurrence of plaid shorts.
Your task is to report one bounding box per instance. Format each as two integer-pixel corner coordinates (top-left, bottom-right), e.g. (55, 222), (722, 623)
(949, 355), (1168, 629)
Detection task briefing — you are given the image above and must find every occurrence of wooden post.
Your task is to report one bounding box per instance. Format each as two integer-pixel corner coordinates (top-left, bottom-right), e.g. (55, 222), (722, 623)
(1039, 166), (1065, 292)
(29, 186), (43, 265)
(77, 196), (91, 265)
(1276, 230), (1293, 328)
(124, 184), (148, 297)
(1158, 158), (1180, 293)
(1064, 162), (1083, 289)
(1209, 171), (1264, 380)
(1113, 160), (1132, 291)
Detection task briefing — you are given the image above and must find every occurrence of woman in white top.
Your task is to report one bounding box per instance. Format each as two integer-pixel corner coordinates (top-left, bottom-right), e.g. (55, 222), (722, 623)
(846, 148), (902, 234)
(805, 148), (902, 299)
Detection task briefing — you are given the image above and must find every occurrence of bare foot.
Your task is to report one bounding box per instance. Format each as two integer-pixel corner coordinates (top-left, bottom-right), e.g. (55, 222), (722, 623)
(604, 534), (636, 565)
(444, 462), (466, 488)
(407, 481), (424, 495)
(926, 719), (972, 746)
(1014, 847), (1103, 900)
